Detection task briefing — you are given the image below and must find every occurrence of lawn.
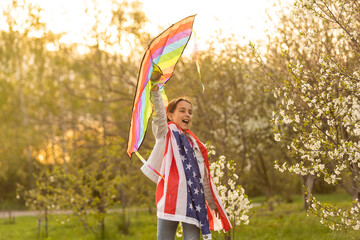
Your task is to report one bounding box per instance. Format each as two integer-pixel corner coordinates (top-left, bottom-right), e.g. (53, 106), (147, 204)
(222, 193), (358, 240)
(0, 193), (359, 240)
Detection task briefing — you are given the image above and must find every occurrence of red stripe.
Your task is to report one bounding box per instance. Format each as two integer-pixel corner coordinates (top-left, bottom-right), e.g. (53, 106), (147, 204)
(156, 178), (164, 205)
(163, 72), (172, 79)
(138, 53), (151, 90)
(164, 155), (179, 214)
(127, 113), (139, 155)
(164, 128), (171, 155)
(156, 128), (171, 204)
(215, 197), (231, 231)
(206, 203), (215, 229)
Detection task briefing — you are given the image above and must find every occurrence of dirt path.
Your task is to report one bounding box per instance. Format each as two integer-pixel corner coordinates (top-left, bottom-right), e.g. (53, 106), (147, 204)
(0, 208), (149, 219)
(0, 209), (72, 218)
(0, 203), (259, 219)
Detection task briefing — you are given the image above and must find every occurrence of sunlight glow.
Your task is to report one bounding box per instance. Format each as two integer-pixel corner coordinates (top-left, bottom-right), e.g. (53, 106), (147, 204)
(142, 0), (294, 53)
(34, 131), (73, 165)
(1, 0), (293, 54)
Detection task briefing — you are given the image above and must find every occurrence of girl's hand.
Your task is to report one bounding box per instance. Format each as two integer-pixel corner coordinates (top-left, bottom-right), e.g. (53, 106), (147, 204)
(150, 71), (162, 82)
(150, 63), (163, 91)
(150, 72), (161, 91)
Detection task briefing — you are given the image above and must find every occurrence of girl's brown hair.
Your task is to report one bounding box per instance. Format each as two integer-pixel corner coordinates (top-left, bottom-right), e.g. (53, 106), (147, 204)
(166, 97), (192, 122)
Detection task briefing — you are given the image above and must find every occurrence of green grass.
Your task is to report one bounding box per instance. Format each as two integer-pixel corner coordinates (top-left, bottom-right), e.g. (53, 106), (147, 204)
(0, 210), (158, 240)
(222, 198), (357, 240)
(0, 193), (359, 240)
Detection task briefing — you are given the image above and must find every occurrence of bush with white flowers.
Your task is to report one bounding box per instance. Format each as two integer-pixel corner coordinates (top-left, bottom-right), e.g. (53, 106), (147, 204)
(264, 0), (360, 231)
(209, 155), (252, 227)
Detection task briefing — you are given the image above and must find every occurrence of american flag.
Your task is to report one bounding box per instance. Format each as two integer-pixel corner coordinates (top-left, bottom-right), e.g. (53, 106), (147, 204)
(174, 129), (211, 236)
(156, 123), (231, 239)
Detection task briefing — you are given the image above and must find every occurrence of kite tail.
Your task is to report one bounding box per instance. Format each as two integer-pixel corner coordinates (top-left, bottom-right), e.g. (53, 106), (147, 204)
(193, 31), (205, 93)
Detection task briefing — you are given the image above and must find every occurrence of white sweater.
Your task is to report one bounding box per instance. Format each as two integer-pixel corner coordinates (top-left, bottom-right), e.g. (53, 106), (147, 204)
(140, 89), (216, 210)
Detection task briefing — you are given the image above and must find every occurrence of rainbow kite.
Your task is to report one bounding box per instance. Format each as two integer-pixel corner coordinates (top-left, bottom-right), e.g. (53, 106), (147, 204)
(127, 15), (196, 157)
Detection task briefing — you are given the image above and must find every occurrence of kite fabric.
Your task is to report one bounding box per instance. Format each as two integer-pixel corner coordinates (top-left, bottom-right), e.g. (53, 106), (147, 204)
(127, 15), (196, 157)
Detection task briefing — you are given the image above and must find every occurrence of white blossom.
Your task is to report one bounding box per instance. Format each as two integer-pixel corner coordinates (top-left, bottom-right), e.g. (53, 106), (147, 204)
(209, 149), (253, 229)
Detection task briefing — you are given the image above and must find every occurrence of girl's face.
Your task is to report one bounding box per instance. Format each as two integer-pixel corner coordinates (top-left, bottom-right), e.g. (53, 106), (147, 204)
(168, 100), (193, 131)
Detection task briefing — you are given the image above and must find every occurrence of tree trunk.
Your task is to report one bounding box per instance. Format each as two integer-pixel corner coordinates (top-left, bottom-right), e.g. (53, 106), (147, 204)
(37, 218), (41, 239)
(224, 231), (231, 240)
(45, 207), (48, 238)
(301, 175), (316, 210)
(339, 177), (359, 201)
(19, 86), (34, 186)
(100, 211), (105, 240)
(255, 153), (275, 211)
(17, 42), (34, 187)
(349, 177), (360, 200)
(57, 76), (68, 173)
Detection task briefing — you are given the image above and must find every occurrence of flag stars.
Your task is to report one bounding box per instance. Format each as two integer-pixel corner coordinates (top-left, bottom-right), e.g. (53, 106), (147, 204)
(195, 205), (201, 212)
(189, 203), (193, 210)
(187, 179), (193, 187)
(184, 146), (189, 153)
(194, 188), (199, 195)
(186, 164), (192, 170)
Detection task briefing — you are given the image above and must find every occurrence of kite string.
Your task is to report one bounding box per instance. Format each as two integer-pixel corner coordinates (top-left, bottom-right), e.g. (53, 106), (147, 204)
(192, 31), (205, 93)
(135, 151), (166, 183)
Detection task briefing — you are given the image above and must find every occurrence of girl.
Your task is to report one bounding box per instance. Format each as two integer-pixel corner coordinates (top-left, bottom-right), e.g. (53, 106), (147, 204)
(140, 74), (231, 240)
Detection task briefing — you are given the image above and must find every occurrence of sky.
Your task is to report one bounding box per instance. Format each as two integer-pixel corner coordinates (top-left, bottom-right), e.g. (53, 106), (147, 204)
(143, 0), (288, 44)
(141, 0), (294, 54)
(0, 0), (294, 54)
